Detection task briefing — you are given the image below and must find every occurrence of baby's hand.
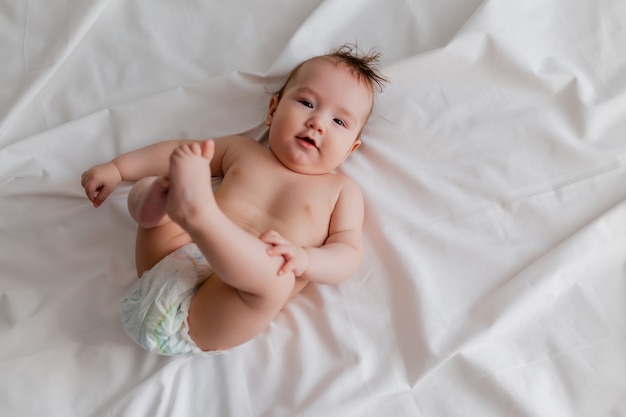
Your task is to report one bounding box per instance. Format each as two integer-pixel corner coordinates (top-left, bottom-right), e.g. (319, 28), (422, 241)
(259, 230), (309, 277)
(81, 161), (123, 207)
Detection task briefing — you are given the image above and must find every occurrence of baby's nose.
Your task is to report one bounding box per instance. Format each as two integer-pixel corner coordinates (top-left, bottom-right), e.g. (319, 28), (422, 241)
(307, 116), (324, 133)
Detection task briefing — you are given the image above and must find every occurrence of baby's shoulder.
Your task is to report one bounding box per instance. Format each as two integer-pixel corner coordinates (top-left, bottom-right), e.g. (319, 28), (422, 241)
(219, 135), (266, 165)
(330, 170), (359, 187)
(329, 172), (363, 199)
(221, 135), (263, 152)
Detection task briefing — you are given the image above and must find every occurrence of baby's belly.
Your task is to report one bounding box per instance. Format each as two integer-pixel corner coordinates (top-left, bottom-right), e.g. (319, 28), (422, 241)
(223, 208), (326, 249)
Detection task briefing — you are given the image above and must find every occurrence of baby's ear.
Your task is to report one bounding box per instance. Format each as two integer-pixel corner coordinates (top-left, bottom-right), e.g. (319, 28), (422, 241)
(342, 138), (361, 163)
(349, 138), (362, 154)
(265, 96), (279, 126)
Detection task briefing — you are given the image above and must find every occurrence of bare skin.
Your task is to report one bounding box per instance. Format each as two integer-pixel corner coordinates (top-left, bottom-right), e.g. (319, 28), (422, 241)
(132, 140), (300, 349)
(82, 58), (370, 351)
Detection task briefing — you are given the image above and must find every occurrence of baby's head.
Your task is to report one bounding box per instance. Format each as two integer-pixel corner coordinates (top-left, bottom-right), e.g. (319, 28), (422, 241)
(266, 45), (387, 174)
(275, 45), (387, 126)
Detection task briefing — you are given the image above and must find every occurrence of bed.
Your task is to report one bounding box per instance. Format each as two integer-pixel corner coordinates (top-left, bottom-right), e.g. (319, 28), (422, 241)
(1, 0), (625, 416)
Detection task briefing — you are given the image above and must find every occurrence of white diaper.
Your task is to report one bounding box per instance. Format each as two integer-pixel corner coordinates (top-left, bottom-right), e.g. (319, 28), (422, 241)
(120, 243), (223, 356)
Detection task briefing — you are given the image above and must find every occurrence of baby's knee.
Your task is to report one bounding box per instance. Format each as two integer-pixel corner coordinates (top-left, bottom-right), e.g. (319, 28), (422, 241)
(239, 271), (296, 312)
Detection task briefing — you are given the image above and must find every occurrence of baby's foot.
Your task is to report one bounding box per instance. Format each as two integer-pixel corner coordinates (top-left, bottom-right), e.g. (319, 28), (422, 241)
(134, 176), (170, 228)
(166, 140), (216, 229)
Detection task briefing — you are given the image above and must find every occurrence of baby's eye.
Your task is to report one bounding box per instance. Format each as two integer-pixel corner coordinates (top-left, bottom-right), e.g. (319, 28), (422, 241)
(333, 118), (346, 127)
(299, 100), (313, 108)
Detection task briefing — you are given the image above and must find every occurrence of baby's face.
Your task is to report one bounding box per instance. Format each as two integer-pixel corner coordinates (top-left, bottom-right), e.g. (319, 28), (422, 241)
(266, 58), (373, 174)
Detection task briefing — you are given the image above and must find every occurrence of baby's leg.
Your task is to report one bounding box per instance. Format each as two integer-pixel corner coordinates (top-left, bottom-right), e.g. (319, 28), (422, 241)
(166, 140), (292, 297)
(129, 175), (193, 276)
(166, 140), (296, 349)
(127, 175), (171, 228)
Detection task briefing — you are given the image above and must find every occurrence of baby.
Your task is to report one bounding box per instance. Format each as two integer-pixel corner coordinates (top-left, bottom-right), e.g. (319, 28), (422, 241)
(81, 45), (387, 356)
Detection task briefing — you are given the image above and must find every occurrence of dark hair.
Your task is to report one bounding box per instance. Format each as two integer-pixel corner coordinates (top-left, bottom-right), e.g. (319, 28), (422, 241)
(275, 44), (388, 101)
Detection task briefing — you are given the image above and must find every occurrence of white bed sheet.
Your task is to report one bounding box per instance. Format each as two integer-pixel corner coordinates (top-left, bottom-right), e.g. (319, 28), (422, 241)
(1, 0), (625, 416)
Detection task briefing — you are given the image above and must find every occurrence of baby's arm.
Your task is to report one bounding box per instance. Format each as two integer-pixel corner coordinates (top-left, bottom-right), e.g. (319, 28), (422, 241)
(261, 178), (364, 285)
(81, 139), (191, 207)
(81, 138), (232, 207)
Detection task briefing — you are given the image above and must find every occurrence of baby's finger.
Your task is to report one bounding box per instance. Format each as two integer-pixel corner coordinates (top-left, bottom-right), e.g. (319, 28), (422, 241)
(80, 172), (88, 187)
(267, 243), (292, 257)
(83, 182), (99, 203)
(84, 189), (95, 203)
(93, 186), (112, 208)
(259, 229), (279, 238)
(278, 259), (296, 276)
(259, 229), (283, 245)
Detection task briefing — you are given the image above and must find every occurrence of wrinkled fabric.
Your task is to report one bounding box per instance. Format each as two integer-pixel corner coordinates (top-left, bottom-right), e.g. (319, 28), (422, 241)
(1, 0), (625, 416)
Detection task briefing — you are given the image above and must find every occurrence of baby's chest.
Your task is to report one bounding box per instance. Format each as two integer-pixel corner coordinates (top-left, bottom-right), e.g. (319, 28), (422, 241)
(268, 183), (332, 224)
(219, 164), (337, 244)
(270, 187), (335, 246)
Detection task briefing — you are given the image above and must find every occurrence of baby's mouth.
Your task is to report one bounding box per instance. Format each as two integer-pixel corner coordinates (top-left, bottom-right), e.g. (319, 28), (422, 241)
(297, 136), (317, 148)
